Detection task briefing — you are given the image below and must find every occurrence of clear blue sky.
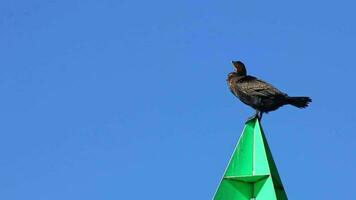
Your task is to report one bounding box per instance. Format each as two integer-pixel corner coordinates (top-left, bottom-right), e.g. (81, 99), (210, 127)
(1, 0), (355, 199)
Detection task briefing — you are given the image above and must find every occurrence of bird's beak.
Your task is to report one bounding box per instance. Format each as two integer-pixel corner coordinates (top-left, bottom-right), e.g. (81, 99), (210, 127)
(231, 61), (237, 68)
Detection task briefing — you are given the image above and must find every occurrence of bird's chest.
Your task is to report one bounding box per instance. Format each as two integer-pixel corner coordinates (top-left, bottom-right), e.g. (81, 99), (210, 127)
(228, 79), (244, 96)
(229, 79), (261, 107)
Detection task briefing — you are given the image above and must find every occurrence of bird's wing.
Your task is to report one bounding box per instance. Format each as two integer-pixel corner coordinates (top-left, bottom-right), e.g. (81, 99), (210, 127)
(237, 76), (286, 97)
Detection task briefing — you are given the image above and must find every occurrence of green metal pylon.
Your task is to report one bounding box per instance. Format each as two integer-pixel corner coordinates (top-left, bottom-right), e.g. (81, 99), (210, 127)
(213, 118), (288, 200)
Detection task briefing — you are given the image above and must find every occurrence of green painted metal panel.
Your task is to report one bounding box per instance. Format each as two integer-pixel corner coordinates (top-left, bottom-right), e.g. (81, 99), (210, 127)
(214, 179), (251, 200)
(253, 121), (270, 175)
(225, 175), (269, 183)
(259, 125), (288, 200)
(225, 121), (254, 177)
(213, 118), (288, 200)
(255, 177), (277, 200)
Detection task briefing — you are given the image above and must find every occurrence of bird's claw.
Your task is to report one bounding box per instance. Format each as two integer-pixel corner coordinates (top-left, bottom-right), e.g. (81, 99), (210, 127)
(246, 113), (259, 122)
(246, 112), (263, 123)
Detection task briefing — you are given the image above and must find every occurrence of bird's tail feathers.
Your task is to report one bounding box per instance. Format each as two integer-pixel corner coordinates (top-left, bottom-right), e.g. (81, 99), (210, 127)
(286, 96), (312, 108)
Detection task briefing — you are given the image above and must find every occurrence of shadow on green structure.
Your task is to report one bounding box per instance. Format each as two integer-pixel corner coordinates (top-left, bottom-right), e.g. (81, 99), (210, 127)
(213, 118), (288, 200)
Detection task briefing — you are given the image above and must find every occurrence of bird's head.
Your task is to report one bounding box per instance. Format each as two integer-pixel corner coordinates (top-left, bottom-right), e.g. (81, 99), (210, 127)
(232, 61), (247, 76)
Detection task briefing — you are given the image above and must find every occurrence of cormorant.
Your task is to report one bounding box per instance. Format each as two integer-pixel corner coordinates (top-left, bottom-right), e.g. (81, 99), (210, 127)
(227, 61), (311, 120)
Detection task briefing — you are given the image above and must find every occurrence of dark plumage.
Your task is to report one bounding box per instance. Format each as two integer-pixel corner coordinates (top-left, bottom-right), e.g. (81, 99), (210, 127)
(227, 61), (311, 119)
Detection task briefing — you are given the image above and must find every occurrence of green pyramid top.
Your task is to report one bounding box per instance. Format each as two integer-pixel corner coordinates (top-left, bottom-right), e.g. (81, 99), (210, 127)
(213, 118), (288, 200)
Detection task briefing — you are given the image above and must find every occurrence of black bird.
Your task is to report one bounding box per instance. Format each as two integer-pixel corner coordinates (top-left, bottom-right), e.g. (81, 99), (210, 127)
(227, 61), (311, 120)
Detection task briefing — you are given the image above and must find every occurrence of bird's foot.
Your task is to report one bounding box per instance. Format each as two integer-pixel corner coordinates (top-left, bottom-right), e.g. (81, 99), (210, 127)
(246, 113), (259, 122)
(258, 112), (263, 121)
(246, 112), (263, 123)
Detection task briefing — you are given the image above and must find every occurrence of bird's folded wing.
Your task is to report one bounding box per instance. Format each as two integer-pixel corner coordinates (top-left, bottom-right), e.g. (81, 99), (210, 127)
(237, 76), (285, 97)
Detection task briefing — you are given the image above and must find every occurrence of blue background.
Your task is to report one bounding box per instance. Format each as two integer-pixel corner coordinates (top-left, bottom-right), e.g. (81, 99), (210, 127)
(1, 0), (355, 199)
